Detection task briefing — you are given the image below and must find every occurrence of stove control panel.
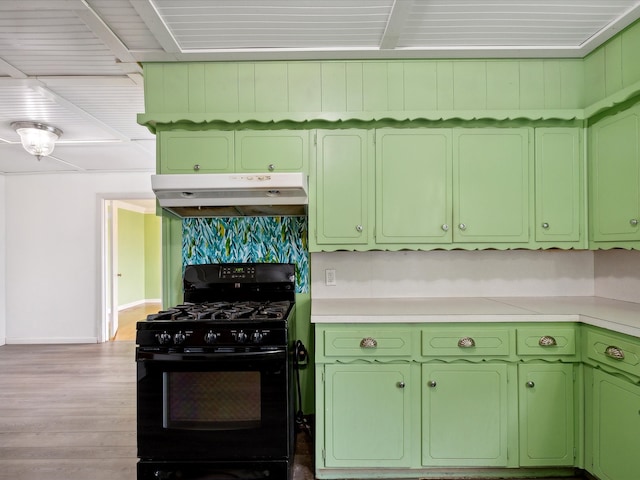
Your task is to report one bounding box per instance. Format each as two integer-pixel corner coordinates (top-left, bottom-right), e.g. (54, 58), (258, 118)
(220, 265), (256, 280)
(141, 326), (286, 348)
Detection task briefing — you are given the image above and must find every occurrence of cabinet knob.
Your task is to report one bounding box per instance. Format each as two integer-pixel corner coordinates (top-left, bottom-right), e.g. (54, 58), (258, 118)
(427, 380), (437, 388)
(355, 225), (364, 232)
(542, 222), (550, 229)
(397, 381), (406, 389)
(359, 337), (378, 348)
(441, 224), (449, 231)
(526, 381), (535, 388)
(457, 337), (476, 348)
(268, 163), (275, 171)
(605, 345), (625, 360)
(539, 335), (557, 347)
(631, 219), (639, 226)
(458, 223), (467, 231)
(193, 164), (201, 171)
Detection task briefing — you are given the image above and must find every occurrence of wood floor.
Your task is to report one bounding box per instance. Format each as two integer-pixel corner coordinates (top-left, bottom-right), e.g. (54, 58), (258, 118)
(113, 302), (161, 342)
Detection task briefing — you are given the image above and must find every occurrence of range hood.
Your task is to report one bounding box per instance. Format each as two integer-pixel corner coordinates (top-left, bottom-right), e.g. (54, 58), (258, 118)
(151, 172), (308, 217)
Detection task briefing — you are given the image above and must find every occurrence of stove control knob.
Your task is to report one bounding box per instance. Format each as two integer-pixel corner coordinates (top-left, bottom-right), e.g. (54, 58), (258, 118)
(173, 332), (186, 345)
(235, 331), (248, 344)
(251, 331), (264, 344)
(204, 331), (219, 344)
(157, 331), (172, 345)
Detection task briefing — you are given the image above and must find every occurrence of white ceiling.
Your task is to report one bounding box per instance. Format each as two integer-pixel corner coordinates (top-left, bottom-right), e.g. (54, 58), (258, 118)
(0, 0), (639, 175)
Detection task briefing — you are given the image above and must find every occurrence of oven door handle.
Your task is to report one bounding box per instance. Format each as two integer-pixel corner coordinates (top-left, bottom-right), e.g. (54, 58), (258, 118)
(137, 348), (287, 362)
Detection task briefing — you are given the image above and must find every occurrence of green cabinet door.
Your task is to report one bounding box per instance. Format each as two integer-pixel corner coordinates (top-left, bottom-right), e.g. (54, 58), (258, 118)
(158, 130), (234, 173)
(324, 364), (412, 467)
(592, 369), (640, 480)
(535, 128), (583, 243)
(590, 106), (640, 242)
(375, 129), (453, 243)
(422, 363), (510, 467)
(315, 130), (371, 245)
(453, 129), (531, 243)
(235, 130), (309, 172)
(518, 363), (575, 466)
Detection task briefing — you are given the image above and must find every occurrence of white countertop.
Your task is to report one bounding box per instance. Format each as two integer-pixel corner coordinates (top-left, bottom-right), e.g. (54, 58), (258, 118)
(310, 296), (640, 338)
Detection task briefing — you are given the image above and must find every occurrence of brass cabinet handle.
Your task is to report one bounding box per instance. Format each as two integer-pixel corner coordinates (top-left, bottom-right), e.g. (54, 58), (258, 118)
(539, 335), (557, 347)
(359, 337), (378, 348)
(457, 337), (476, 348)
(605, 345), (625, 360)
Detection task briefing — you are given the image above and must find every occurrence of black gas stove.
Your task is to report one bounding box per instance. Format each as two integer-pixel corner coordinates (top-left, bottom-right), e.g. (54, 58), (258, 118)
(136, 263), (297, 480)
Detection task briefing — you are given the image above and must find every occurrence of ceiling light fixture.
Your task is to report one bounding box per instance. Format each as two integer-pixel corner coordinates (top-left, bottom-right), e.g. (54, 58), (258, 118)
(11, 121), (63, 160)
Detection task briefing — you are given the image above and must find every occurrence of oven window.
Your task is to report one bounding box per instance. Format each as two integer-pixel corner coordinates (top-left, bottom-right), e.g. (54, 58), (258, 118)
(163, 371), (261, 430)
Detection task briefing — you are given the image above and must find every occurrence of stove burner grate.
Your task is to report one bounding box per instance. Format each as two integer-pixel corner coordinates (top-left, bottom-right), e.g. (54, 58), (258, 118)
(146, 301), (292, 322)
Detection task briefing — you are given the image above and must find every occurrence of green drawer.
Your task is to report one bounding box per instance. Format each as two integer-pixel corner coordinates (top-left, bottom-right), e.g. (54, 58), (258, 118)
(516, 326), (577, 356)
(586, 329), (640, 378)
(422, 328), (511, 357)
(324, 329), (413, 357)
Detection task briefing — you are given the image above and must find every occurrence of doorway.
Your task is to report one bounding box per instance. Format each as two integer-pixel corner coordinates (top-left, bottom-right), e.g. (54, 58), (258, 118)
(100, 196), (161, 342)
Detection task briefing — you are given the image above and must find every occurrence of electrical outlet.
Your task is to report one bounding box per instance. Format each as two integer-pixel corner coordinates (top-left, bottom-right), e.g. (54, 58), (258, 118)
(325, 269), (336, 286)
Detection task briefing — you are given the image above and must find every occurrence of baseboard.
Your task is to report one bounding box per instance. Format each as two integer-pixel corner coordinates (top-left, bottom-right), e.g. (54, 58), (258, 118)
(118, 299), (161, 311)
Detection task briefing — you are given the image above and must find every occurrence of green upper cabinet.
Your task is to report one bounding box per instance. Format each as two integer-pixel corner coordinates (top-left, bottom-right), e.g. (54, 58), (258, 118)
(453, 129), (532, 243)
(589, 104), (640, 246)
(235, 130), (309, 173)
(534, 128), (584, 244)
(157, 129), (308, 174)
(375, 129), (453, 244)
(312, 129), (372, 247)
(158, 130), (234, 173)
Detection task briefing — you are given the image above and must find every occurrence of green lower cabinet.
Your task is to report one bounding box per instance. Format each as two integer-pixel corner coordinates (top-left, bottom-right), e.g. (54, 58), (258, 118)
(421, 363), (511, 467)
(592, 369), (640, 480)
(518, 363), (575, 466)
(324, 364), (412, 467)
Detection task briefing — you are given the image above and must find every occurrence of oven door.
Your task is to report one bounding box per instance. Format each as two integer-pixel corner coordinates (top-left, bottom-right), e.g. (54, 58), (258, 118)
(136, 348), (292, 461)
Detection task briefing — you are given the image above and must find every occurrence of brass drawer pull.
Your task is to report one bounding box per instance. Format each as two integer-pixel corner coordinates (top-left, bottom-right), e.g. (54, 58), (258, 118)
(359, 337), (378, 348)
(457, 337), (476, 348)
(539, 335), (557, 347)
(605, 345), (625, 360)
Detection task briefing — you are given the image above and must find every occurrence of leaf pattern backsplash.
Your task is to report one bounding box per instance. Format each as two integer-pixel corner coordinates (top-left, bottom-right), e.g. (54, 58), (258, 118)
(182, 217), (309, 293)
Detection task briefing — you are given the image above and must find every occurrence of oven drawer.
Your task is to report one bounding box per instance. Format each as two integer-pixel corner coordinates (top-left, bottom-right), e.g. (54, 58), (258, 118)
(323, 329), (413, 357)
(421, 327), (511, 357)
(585, 329), (640, 378)
(516, 326), (577, 356)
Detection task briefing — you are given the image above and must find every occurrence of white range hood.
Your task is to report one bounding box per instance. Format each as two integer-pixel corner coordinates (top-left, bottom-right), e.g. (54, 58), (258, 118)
(151, 172), (308, 217)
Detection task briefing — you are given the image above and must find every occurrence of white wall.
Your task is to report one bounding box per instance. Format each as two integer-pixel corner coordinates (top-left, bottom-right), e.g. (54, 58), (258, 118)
(0, 176), (5, 345)
(5, 172), (154, 343)
(594, 249), (640, 303)
(311, 250), (595, 299)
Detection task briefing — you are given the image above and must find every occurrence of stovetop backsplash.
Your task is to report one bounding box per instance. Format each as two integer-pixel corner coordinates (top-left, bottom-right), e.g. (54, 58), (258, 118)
(182, 217), (309, 293)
